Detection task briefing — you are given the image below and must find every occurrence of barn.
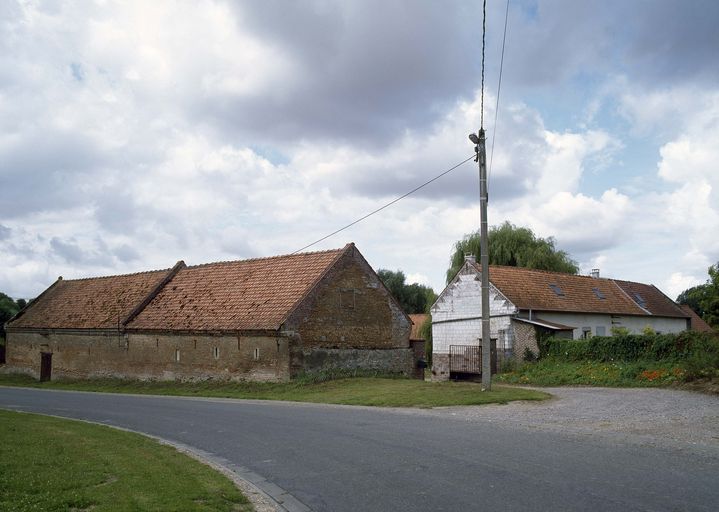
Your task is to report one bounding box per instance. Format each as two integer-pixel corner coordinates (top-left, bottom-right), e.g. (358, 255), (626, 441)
(4, 243), (418, 382)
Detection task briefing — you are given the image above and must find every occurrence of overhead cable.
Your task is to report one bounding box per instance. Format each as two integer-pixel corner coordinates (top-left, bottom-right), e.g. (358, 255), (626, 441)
(292, 154), (476, 254)
(489, 0), (510, 182)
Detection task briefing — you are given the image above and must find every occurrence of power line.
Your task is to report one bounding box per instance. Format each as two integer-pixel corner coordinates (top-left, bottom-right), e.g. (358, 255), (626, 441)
(292, 154), (476, 254)
(480, 0), (486, 129)
(489, 0), (510, 182)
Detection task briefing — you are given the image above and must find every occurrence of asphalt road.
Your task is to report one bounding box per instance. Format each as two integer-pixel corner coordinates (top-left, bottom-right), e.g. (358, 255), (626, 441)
(1, 386), (717, 512)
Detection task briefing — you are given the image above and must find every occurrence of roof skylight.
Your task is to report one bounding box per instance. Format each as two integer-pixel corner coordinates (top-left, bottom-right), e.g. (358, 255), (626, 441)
(549, 284), (565, 296)
(632, 292), (647, 309)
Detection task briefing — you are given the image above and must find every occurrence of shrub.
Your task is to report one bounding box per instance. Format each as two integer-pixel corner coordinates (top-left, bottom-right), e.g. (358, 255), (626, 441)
(523, 347), (537, 362)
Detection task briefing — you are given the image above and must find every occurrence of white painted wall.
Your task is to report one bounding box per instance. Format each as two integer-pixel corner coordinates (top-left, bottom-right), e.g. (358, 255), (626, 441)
(431, 270), (516, 354)
(537, 311), (688, 339)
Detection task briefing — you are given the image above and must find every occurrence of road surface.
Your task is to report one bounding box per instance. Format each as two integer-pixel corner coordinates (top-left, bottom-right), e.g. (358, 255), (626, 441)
(1, 386), (717, 512)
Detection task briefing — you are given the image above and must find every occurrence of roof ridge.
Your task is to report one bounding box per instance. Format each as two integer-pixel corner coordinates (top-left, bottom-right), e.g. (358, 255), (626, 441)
(184, 246), (348, 270)
(486, 264), (610, 280)
(62, 268), (172, 282)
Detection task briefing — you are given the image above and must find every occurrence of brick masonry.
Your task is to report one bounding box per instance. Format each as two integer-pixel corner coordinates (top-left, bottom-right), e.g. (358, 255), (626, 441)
(5, 330), (289, 382)
(511, 320), (539, 361)
(6, 245), (418, 382)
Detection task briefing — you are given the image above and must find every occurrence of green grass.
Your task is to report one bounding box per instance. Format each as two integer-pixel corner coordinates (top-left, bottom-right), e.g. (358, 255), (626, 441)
(0, 409), (251, 512)
(496, 357), (719, 390)
(0, 374), (549, 407)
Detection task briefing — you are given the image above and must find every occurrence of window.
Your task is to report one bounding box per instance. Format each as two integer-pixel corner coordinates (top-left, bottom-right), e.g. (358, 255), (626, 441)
(174, 349), (181, 362)
(253, 348), (260, 360)
(549, 284), (565, 296)
(632, 293), (647, 309)
(595, 326), (606, 337)
(582, 327), (591, 339)
(212, 347), (220, 359)
(592, 287), (606, 300)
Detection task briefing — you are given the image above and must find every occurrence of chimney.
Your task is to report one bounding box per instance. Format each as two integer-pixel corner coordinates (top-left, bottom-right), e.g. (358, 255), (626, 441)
(590, 268), (600, 278)
(465, 253), (476, 265)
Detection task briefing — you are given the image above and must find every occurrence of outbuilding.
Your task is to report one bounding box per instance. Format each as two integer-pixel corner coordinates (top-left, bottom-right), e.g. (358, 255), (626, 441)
(5, 243), (417, 382)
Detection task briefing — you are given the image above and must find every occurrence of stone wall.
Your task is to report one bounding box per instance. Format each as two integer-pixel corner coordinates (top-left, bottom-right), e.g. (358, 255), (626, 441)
(300, 347), (415, 375)
(431, 353), (450, 381)
(5, 330), (290, 382)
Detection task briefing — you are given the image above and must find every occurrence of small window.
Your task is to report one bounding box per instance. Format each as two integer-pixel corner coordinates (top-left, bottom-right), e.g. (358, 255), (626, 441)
(632, 293), (647, 309)
(595, 326), (606, 337)
(581, 327), (591, 339)
(174, 349), (181, 362)
(549, 284), (565, 296)
(592, 287), (606, 300)
(340, 288), (356, 309)
(253, 347), (260, 360)
(212, 347), (220, 359)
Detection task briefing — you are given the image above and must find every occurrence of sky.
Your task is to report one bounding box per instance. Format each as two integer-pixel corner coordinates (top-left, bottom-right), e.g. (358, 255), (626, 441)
(1, 0), (718, 301)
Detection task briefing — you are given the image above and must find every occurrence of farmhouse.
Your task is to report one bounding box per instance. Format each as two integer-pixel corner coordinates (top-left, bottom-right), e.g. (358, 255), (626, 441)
(431, 256), (691, 380)
(5, 243), (418, 382)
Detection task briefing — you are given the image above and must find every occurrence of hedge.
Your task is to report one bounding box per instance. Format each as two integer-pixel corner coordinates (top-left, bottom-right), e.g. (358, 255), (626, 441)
(541, 331), (719, 363)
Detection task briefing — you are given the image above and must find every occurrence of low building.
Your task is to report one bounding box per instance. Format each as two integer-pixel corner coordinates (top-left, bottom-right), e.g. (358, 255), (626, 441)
(431, 256), (691, 380)
(5, 244), (417, 382)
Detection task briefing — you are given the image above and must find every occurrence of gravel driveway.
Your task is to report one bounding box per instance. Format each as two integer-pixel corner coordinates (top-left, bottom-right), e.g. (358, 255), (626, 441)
(430, 386), (719, 454)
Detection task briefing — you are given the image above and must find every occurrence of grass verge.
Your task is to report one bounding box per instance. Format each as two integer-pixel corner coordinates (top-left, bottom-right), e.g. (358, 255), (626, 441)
(0, 374), (549, 407)
(496, 358), (719, 393)
(0, 409), (251, 512)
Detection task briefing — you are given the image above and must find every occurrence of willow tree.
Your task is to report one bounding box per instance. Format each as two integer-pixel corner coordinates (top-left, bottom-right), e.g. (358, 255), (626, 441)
(446, 222), (579, 283)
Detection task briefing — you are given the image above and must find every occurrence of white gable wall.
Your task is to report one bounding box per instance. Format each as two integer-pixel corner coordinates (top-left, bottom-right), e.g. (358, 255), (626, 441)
(431, 270), (516, 355)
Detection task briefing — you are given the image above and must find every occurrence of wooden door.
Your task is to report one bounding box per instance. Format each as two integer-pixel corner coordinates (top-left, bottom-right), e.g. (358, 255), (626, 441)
(40, 352), (52, 382)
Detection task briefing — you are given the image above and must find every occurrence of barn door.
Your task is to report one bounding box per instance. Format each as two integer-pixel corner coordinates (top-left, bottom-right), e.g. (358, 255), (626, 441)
(40, 352), (52, 382)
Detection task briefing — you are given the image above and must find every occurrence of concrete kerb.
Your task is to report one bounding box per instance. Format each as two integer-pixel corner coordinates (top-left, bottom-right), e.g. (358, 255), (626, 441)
(0, 407), (312, 512)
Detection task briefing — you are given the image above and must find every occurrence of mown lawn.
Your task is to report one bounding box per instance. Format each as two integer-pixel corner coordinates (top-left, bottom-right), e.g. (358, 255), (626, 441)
(0, 409), (251, 512)
(0, 374), (549, 407)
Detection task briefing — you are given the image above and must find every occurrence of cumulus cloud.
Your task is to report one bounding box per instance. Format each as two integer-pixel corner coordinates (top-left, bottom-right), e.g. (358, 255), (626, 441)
(1, 0), (717, 302)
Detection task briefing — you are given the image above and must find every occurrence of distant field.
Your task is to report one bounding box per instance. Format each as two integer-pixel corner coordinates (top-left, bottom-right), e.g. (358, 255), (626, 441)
(0, 409), (251, 512)
(0, 374), (549, 407)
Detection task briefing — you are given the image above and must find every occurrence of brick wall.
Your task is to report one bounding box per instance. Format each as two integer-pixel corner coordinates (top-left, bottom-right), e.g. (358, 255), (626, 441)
(511, 321), (539, 360)
(5, 330), (290, 382)
(288, 247), (411, 350)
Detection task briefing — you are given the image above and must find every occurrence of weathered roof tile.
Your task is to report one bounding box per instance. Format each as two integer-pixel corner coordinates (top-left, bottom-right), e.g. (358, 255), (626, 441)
(9, 269), (172, 329)
(127, 247), (347, 331)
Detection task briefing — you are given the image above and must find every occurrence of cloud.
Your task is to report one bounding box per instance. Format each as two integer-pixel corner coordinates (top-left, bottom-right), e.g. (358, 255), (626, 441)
(1, 0), (717, 303)
(665, 272), (705, 301)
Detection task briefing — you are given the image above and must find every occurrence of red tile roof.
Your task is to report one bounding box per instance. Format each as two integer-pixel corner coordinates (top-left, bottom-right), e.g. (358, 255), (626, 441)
(612, 279), (688, 318)
(127, 246), (348, 331)
(679, 305), (713, 332)
(9, 269), (172, 329)
(464, 263), (688, 318)
(409, 314), (429, 340)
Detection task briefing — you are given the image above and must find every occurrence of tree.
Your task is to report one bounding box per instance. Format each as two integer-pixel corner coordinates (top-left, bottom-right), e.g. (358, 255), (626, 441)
(0, 292), (21, 340)
(676, 285), (711, 319)
(446, 221), (579, 282)
(677, 261), (719, 327)
(703, 263), (719, 327)
(376, 269), (437, 314)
